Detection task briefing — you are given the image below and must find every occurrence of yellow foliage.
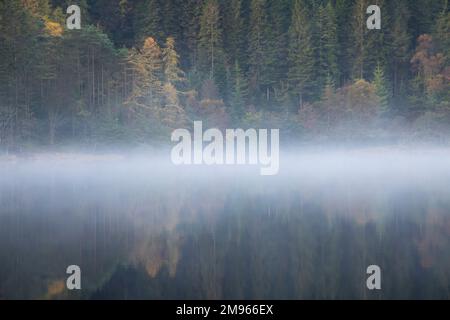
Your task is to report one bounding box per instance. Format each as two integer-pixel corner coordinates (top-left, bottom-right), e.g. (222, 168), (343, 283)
(45, 19), (63, 37)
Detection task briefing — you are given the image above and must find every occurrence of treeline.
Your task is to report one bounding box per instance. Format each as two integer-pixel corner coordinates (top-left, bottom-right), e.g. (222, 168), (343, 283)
(0, 0), (449, 150)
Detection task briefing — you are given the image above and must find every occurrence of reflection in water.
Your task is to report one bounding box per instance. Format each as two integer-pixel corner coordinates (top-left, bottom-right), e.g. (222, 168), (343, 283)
(0, 149), (449, 299)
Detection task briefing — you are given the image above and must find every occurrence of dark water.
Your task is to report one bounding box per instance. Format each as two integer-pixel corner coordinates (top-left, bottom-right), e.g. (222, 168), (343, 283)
(0, 149), (449, 300)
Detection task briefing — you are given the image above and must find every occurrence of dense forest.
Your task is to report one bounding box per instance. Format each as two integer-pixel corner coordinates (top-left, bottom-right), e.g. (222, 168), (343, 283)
(0, 0), (449, 150)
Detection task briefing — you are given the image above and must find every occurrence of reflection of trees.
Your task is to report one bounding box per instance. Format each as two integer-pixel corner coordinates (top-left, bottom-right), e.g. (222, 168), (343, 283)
(1, 164), (450, 299)
(94, 182), (450, 300)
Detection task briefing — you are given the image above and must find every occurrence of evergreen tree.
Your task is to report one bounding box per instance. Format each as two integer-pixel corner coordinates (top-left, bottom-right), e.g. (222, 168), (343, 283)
(198, 0), (223, 80)
(288, 0), (315, 107)
(335, 0), (353, 85)
(0, 0), (42, 146)
(179, 0), (202, 69)
(409, 0), (448, 40)
(349, 0), (370, 80)
(365, 0), (390, 81)
(348, 0), (390, 82)
(88, 0), (131, 47)
(434, 2), (450, 65)
(230, 60), (248, 120)
(261, 0), (290, 106)
(389, 0), (411, 100)
(248, 0), (267, 104)
(315, 1), (339, 96)
(133, 0), (163, 44)
(161, 0), (180, 38)
(373, 64), (390, 115)
(223, 0), (246, 65)
(1, 0), (450, 146)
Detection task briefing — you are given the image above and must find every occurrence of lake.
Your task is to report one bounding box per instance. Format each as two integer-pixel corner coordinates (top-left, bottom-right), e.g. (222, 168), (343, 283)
(0, 148), (449, 299)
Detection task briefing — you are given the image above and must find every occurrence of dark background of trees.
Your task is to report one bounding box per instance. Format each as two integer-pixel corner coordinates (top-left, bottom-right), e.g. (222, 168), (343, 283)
(0, 0), (449, 150)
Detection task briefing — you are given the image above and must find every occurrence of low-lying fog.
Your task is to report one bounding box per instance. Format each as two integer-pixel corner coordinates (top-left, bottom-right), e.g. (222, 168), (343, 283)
(2, 146), (450, 179)
(1, 147), (449, 299)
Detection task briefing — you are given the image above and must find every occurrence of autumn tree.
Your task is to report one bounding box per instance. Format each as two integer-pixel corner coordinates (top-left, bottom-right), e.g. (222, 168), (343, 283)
(162, 37), (185, 106)
(126, 37), (163, 109)
(411, 35), (447, 105)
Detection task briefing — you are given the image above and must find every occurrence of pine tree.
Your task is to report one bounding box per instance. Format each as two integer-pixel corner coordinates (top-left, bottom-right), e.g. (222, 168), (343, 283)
(198, 0), (223, 80)
(248, 0), (267, 103)
(0, 0), (42, 146)
(365, 0), (390, 81)
(223, 0), (246, 65)
(230, 60), (248, 120)
(321, 75), (337, 131)
(179, 0), (202, 69)
(349, 0), (369, 80)
(373, 64), (390, 114)
(88, 0), (132, 46)
(161, 0), (180, 38)
(389, 0), (411, 99)
(262, 0), (289, 105)
(287, 0), (315, 107)
(133, 0), (163, 45)
(434, 2), (450, 65)
(335, 0), (353, 85)
(350, 0), (390, 81)
(315, 1), (339, 96)
(409, 0), (448, 39)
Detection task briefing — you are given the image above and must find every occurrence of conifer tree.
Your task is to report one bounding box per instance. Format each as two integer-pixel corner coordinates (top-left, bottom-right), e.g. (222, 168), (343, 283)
(126, 37), (163, 108)
(248, 0), (267, 102)
(349, 0), (370, 80)
(434, 2), (450, 65)
(230, 60), (248, 120)
(389, 0), (411, 98)
(315, 2), (339, 96)
(179, 0), (202, 69)
(163, 37), (185, 85)
(162, 37), (185, 107)
(198, 0), (223, 80)
(288, 0), (315, 107)
(373, 64), (390, 114)
(223, 0), (246, 66)
(350, 0), (389, 81)
(262, 0), (289, 105)
(133, 0), (163, 44)
(335, 0), (353, 85)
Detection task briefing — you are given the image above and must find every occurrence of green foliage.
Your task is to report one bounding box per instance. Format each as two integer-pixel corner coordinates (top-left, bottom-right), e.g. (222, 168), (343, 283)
(315, 1), (339, 94)
(198, 0), (223, 80)
(248, 0), (271, 105)
(373, 64), (390, 115)
(288, 0), (315, 106)
(133, 0), (163, 45)
(230, 61), (248, 121)
(1, 0), (450, 149)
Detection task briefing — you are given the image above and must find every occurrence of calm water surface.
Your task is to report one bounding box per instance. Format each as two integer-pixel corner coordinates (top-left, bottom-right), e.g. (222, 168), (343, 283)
(0, 149), (449, 299)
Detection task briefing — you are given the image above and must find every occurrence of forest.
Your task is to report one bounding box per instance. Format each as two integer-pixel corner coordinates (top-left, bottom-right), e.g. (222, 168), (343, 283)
(0, 0), (449, 151)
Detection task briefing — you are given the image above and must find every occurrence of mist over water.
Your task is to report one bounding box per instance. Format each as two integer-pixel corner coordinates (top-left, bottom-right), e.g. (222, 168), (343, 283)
(1, 148), (450, 299)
